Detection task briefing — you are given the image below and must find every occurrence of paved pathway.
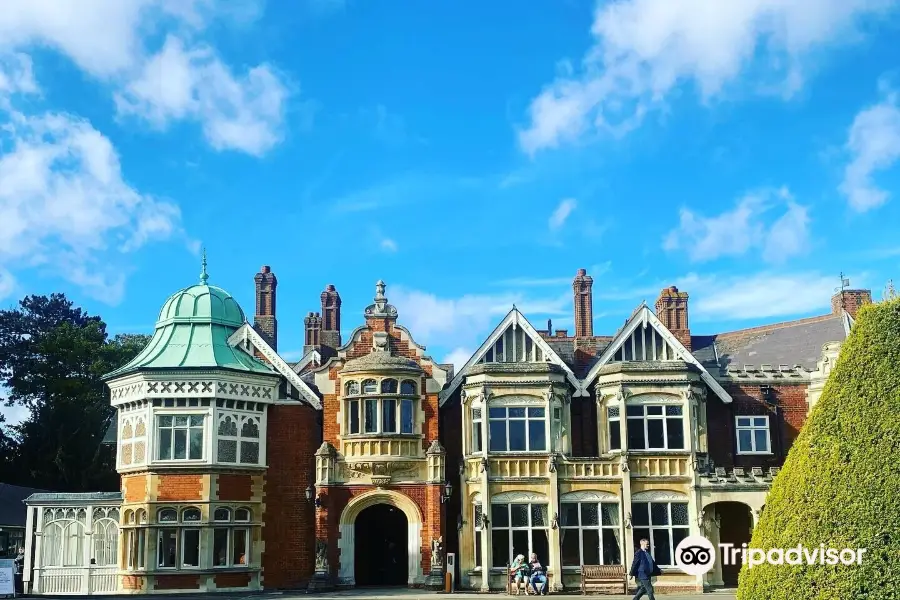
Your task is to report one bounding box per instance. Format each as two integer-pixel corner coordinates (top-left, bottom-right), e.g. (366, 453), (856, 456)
(263, 588), (738, 600)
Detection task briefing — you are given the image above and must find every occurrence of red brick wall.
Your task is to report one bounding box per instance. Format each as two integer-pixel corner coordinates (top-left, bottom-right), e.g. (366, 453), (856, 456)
(261, 403), (319, 589)
(214, 572), (252, 588)
(315, 484), (443, 580)
(707, 383), (809, 469)
(570, 392), (599, 457)
(122, 474), (148, 502)
(121, 575), (144, 590)
(218, 474), (253, 502)
(157, 474), (203, 501)
(153, 574), (200, 590)
(440, 393), (462, 558)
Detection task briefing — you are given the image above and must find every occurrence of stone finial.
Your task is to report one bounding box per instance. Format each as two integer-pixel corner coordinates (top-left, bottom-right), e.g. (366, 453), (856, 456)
(316, 441), (336, 456)
(199, 247), (209, 284)
(364, 279), (398, 318)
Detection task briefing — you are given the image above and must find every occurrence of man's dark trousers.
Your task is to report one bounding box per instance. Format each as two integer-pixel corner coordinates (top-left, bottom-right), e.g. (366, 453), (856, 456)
(632, 577), (656, 600)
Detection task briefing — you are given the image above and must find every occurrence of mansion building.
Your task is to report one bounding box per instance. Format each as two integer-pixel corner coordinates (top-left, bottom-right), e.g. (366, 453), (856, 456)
(20, 261), (870, 595)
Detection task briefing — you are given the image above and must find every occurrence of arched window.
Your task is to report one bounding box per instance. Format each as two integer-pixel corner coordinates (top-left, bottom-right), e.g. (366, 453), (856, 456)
(345, 381), (360, 396)
(401, 380), (417, 395)
(235, 508), (251, 522)
(41, 519), (85, 567)
(362, 379), (377, 394)
(92, 519), (119, 566)
(124, 510), (135, 525)
(137, 509), (147, 524)
(381, 379), (398, 393)
(158, 508), (177, 523)
(182, 508), (201, 522)
(214, 508), (231, 522)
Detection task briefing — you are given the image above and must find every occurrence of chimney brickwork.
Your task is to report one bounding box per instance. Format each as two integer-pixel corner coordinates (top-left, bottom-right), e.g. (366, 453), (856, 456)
(253, 265), (278, 351)
(831, 289), (872, 318)
(655, 286), (691, 351)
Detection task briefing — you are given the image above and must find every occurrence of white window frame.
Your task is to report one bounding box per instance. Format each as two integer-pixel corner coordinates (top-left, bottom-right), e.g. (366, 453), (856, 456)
(488, 406), (548, 453)
(91, 518), (119, 566)
(346, 397), (416, 435)
(630, 501), (690, 567)
(473, 503), (484, 570)
(559, 501), (622, 566)
(216, 413), (262, 465)
(607, 406), (621, 452)
(155, 413), (206, 462)
(471, 407), (484, 454)
(126, 528), (146, 570)
(625, 404), (685, 451)
(735, 415), (772, 455)
(490, 502), (550, 567)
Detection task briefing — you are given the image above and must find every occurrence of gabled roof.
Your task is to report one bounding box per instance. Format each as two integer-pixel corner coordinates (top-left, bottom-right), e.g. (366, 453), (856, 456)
(291, 349), (321, 375)
(227, 324), (321, 409)
(438, 307), (582, 406)
(579, 303), (732, 403)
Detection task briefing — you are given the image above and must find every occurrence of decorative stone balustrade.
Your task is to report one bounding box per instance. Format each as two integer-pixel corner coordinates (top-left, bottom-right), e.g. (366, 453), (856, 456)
(342, 436), (422, 459)
(557, 457), (620, 480)
(698, 466), (779, 487)
(487, 456), (549, 479)
(628, 455), (691, 478)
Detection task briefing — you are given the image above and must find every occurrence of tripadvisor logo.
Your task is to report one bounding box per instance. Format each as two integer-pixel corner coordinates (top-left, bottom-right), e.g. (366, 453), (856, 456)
(673, 536), (867, 576)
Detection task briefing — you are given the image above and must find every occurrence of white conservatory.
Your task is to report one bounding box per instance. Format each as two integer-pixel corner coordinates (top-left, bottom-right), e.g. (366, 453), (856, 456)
(23, 492), (122, 595)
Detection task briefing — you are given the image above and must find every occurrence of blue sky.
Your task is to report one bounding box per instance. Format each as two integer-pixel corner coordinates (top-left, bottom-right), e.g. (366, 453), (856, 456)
(2, 0), (900, 423)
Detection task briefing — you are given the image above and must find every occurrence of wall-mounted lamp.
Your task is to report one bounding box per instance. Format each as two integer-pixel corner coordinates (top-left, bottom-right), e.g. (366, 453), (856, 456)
(304, 486), (314, 502)
(441, 481), (453, 503)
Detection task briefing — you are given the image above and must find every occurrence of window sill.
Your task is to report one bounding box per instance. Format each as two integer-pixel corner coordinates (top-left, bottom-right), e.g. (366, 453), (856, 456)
(735, 451), (773, 456)
(343, 433), (421, 439)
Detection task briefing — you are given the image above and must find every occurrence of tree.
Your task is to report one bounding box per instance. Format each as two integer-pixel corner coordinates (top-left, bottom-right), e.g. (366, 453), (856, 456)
(0, 294), (149, 491)
(737, 298), (900, 599)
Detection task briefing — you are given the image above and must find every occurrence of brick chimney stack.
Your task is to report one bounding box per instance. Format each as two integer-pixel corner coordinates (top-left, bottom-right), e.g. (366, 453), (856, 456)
(253, 265), (277, 350)
(320, 284), (342, 357)
(655, 286), (691, 351)
(573, 268), (594, 338)
(831, 289), (872, 318)
(303, 312), (322, 355)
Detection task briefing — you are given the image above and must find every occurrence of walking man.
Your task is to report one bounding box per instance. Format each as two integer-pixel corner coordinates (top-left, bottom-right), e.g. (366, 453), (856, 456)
(629, 538), (661, 600)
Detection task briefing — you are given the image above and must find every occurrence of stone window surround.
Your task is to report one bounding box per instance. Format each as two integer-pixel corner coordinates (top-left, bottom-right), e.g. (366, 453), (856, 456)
(735, 415), (773, 455)
(559, 497), (622, 567)
(342, 376), (422, 438)
(629, 494), (690, 568)
(149, 506), (254, 571)
(465, 392), (567, 456)
(211, 507), (252, 569)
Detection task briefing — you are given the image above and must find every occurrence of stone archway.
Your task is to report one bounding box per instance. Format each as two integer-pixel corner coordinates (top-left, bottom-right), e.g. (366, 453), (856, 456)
(338, 490), (423, 586)
(701, 501), (755, 587)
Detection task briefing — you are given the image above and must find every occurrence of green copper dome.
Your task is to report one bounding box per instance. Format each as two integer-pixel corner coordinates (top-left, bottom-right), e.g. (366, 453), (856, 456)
(103, 253), (274, 380)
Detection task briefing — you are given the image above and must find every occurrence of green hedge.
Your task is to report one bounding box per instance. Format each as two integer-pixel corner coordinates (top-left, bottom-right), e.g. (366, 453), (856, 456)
(737, 298), (900, 600)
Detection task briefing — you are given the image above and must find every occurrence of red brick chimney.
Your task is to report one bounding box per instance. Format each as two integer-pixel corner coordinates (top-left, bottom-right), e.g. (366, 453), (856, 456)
(831, 289), (872, 318)
(573, 268), (594, 338)
(253, 265), (277, 350)
(319, 284), (342, 357)
(655, 286), (691, 351)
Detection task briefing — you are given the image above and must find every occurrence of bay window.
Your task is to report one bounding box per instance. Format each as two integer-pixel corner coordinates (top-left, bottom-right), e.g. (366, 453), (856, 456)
(473, 504), (483, 568)
(156, 415), (204, 461)
(736, 416), (771, 454)
(489, 407), (546, 452)
(217, 414), (261, 464)
(626, 405), (684, 450)
(156, 507), (201, 569)
(560, 502), (622, 566)
(631, 501), (689, 566)
(212, 507), (251, 567)
(491, 503), (549, 567)
(344, 377), (418, 435)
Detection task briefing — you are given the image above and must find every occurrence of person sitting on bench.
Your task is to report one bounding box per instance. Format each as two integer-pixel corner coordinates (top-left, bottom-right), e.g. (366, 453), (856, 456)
(509, 554), (530, 595)
(528, 553), (548, 595)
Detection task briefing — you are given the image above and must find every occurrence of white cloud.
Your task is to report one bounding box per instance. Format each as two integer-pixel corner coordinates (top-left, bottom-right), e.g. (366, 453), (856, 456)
(678, 271), (849, 321)
(549, 198), (577, 229)
(389, 285), (571, 350)
(0, 53), (38, 99)
(664, 187), (810, 263)
(839, 88), (900, 211)
(0, 108), (185, 304)
(519, 0), (894, 154)
(380, 238), (398, 253)
(115, 36), (288, 156)
(442, 347), (473, 372)
(0, 0), (289, 156)
(0, 268), (16, 301)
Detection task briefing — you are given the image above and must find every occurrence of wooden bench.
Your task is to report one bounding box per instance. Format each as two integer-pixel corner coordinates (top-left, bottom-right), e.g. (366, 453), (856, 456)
(580, 565), (627, 595)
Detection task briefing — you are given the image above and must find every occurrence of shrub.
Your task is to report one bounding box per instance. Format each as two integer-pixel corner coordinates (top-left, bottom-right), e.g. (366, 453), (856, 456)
(736, 299), (900, 600)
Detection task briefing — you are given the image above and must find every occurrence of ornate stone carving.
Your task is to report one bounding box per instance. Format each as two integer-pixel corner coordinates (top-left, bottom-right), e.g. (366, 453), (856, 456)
(346, 461), (417, 482)
(315, 539), (328, 571)
(548, 454), (557, 473)
(624, 511), (632, 529)
(431, 537), (444, 567)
